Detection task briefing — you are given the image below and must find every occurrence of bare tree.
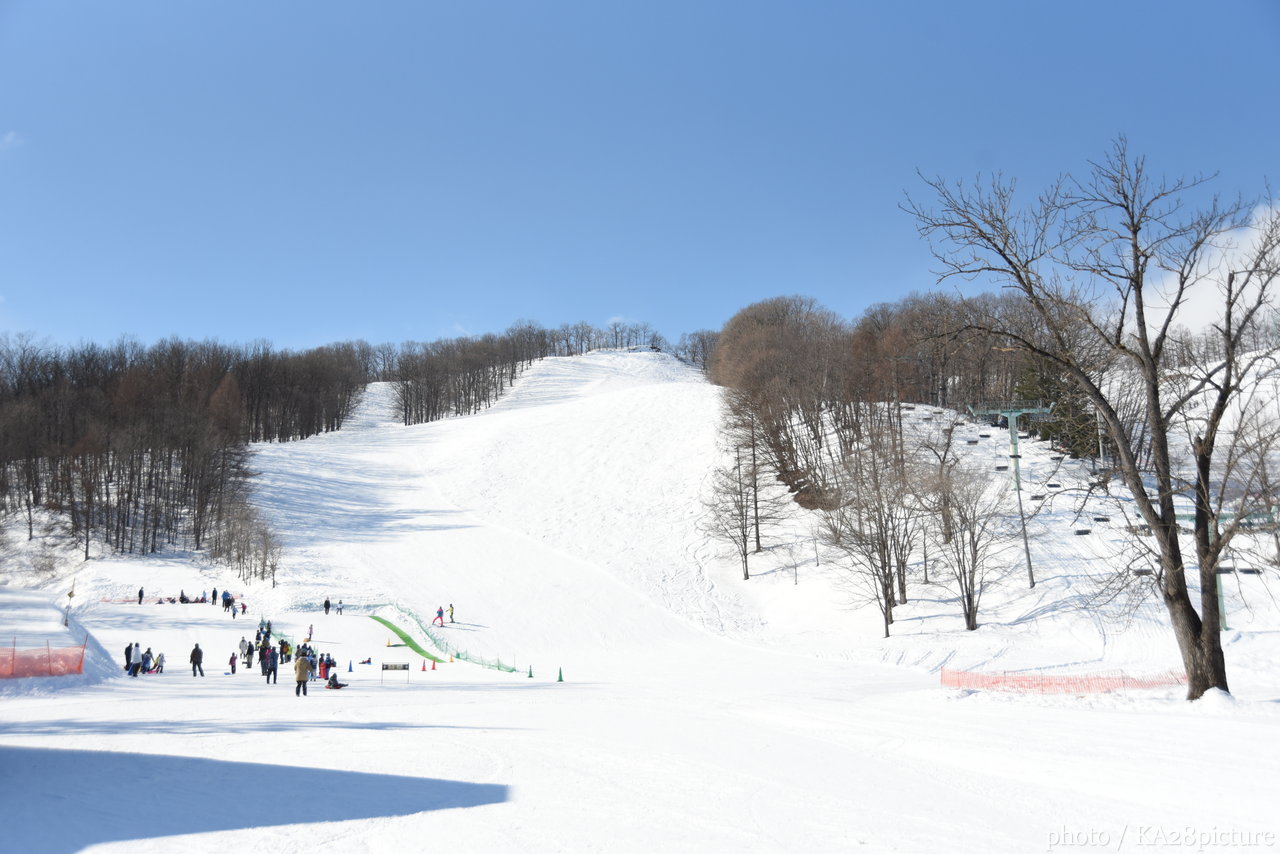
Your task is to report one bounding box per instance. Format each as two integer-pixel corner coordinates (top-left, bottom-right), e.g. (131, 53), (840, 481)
(705, 445), (754, 580)
(910, 138), (1280, 696)
(925, 461), (1014, 631)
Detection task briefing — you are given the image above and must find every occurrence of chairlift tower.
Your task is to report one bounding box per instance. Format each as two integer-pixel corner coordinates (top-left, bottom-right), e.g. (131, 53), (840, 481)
(966, 401), (1055, 589)
(966, 401), (1055, 491)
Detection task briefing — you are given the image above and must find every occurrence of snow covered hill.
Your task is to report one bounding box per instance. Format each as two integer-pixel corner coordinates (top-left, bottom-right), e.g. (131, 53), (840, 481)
(2, 350), (1279, 854)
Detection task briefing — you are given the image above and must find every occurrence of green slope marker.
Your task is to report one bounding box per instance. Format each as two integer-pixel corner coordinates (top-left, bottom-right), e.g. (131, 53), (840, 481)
(368, 615), (445, 662)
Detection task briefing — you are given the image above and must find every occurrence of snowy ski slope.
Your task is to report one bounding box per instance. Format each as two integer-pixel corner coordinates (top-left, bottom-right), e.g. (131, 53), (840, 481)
(2, 350), (1279, 853)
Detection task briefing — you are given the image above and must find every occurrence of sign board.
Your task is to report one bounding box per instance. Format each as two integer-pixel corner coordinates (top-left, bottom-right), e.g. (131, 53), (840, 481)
(381, 661), (410, 684)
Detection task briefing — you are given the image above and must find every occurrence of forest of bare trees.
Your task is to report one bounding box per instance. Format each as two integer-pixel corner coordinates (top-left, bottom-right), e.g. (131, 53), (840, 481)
(0, 318), (671, 581)
(0, 336), (370, 579)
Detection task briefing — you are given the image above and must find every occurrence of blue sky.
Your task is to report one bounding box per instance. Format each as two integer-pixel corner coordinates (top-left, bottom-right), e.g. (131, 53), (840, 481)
(1, 1), (1277, 351)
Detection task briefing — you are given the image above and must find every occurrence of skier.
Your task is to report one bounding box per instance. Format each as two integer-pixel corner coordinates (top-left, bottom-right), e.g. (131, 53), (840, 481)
(190, 643), (204, 677)
(432, 606), (445, 627)
(294, 652), (312, 696)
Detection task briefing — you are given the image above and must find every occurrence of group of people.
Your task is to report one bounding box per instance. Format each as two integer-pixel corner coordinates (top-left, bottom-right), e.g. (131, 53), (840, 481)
(127, 588), (393, 694)
(431, 604), (455, 626)
(289, 644), (345, 694)
(123, 642), (164, 676)
(219, 589), (246, 618)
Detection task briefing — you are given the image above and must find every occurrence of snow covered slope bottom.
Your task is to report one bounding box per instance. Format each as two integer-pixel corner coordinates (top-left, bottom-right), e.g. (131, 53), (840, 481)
(2, 351), (1279, 854)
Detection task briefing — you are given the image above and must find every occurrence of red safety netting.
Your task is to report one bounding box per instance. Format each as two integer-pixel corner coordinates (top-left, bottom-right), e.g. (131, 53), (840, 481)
(940, 666), (1187, 694)
(0, 638), (88, 679)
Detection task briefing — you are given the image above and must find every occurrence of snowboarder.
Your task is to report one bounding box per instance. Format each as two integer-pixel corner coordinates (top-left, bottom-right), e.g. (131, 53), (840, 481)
(294, 653), (312, 696)
(432, 606), (445, 627)
(190, 643), (204, 677)
(323, 597), (331, 616)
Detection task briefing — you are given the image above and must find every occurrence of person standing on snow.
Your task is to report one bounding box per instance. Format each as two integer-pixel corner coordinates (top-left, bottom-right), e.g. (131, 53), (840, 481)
(336, 600), (343, 615)
(448, 604), (454, 623)
(323, 597), (331, 615)
(141, 648), (153, 674)
(266, 647), (278, 684)
(212, 587), (218, 607)
(432, 606), (445, 627)
(138, 587), (144, 605)
(294, 652), (312, 696)
(124, 642), (134, 672)
(190, 643), (204, 677)
(130, 642), (143, 677)
(229, 652), (237, 674)
(154, 652), (165, 674)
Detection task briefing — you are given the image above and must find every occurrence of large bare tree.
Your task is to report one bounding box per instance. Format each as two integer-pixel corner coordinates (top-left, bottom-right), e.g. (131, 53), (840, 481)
(909, 139), (1280, 698)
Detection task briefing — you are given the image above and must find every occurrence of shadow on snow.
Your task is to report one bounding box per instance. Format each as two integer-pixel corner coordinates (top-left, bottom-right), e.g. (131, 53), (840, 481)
(0, 744), (509, 853)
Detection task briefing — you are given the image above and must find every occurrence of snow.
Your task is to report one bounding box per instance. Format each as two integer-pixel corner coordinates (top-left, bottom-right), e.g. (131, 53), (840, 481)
(3, 350), (1280, 853)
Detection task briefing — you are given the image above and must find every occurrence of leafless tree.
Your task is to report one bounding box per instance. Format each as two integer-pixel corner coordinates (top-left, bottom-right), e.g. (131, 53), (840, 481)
(820, 406), (921, 636)
(909, 138), (1280, 696)
(924, 460), (1014, 631)
(705, 445), (755, 580)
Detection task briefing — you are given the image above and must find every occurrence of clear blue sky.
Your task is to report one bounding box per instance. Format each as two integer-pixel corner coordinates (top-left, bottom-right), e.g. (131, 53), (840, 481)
(2, 1), (1277, 351)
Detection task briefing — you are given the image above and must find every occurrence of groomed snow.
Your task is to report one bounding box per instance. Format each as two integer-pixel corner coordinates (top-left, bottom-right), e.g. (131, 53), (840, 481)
(2, 350), (1279, 853)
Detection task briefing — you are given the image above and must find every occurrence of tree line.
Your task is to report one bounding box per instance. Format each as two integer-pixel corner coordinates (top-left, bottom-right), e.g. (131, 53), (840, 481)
(0, 336), (369, 581)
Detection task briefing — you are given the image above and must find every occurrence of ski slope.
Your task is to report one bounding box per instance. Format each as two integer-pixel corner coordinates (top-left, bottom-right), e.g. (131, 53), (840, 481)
(2, 350), (1280, 853)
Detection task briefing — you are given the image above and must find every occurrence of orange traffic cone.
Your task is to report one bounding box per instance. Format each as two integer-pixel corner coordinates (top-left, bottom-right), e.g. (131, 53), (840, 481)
(431, 659), (436, 671)
(421, 660), (427, 671)
(386, 638), (390, 647)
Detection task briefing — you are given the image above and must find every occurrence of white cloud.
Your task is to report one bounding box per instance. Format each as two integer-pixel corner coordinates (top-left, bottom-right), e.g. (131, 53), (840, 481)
(0, 131), (24, 151)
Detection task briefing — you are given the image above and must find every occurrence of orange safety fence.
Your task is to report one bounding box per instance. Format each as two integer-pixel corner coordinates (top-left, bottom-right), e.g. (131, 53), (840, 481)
(940, 666), (1187, 694)
(0, 638), (89, 679)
